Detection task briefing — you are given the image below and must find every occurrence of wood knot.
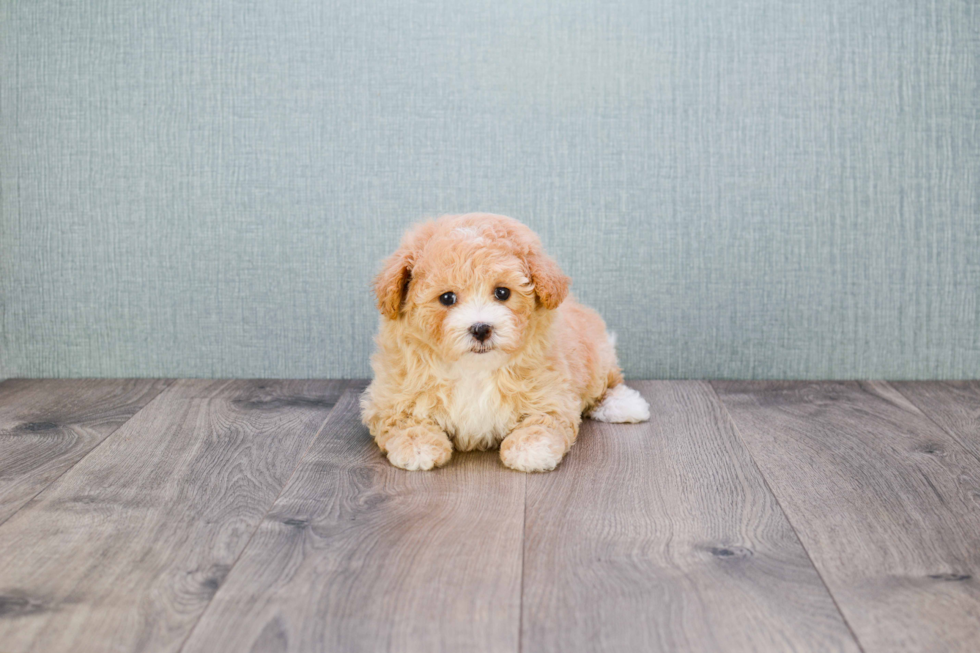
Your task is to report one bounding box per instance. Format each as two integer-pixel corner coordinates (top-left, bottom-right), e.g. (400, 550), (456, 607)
(234, 397), (334, 411)
(200, 564), (230, 594)
(0, 593), (47, 617)
(706, 545), (753, 559)
(18, 421), (60, 432)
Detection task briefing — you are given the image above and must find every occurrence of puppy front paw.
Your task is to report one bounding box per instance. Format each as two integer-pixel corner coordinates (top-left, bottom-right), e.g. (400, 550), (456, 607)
(500, 425), (567, 473)
(383, 426), (453, 471)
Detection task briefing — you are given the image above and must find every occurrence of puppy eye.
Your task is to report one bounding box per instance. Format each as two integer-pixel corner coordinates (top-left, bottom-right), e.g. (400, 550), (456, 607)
(494, 287), (511, 301)
(438, 292), (457, 306)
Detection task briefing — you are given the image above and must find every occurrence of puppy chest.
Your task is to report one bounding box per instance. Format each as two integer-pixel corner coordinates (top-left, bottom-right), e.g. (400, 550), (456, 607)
(442, 371), (513, 450)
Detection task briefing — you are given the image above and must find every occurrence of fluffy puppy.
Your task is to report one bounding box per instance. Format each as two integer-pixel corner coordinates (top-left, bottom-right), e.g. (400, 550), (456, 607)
(360, 213), (649, 472)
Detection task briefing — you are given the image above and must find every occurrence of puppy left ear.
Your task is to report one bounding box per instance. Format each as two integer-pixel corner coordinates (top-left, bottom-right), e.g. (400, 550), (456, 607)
(528, 250), (570, 310)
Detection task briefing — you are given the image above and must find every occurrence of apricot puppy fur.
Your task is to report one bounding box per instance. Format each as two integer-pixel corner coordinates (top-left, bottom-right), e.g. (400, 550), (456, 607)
(361, 213), (649, 472)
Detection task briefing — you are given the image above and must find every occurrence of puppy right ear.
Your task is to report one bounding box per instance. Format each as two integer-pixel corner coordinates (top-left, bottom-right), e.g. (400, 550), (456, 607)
(374, 247), (414, 320)
(374, 221), (436, 320)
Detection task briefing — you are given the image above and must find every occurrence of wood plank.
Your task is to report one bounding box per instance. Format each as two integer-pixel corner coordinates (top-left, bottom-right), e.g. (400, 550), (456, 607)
(713, 381), (980, 653)
(181, 383), (526, 653)
(892, 381), (980, 460)
(521, 381), (859, 653)
(0, 379), (345, 653)
(0, 379), (171, 525)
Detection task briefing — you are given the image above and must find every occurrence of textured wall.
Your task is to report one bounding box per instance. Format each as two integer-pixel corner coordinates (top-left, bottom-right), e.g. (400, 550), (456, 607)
(1, 0), (978, 379)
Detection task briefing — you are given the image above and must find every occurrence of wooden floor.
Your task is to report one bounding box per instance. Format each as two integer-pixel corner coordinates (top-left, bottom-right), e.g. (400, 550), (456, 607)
(0, 380), (977, 653)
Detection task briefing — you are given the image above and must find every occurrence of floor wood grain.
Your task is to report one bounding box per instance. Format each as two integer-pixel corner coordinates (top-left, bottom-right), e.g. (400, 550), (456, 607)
(0, 379), (344, 653)
(892, 382), (980, 460)
(713, 381), (980, 653)
(0, 379), (171, 525)
(521, 381), (861, 653)
(2, 379), (979, 652)
(181, 384), (526, 653)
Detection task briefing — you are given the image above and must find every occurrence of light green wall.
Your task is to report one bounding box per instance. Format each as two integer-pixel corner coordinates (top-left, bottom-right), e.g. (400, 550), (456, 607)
(2, 0), (978, 379)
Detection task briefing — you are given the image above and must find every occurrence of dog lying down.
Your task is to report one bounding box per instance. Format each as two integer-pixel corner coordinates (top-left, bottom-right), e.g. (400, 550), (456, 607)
(360, 213), (650, 472)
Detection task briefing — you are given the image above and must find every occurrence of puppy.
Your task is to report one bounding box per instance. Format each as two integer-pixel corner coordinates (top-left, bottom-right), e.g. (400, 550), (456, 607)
(360, 213), (649, 472)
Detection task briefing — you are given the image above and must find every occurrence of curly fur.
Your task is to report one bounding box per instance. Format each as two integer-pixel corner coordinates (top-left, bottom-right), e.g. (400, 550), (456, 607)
(361, 213), (648, 472)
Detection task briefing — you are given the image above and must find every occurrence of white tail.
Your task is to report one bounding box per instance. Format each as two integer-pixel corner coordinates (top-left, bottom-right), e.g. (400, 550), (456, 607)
(588, 384), (650, 423)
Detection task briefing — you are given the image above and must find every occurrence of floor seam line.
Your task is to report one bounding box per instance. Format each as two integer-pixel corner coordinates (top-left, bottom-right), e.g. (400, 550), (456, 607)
(517, 472), (527, 653)
(889, 381), (980, 467)
(0, 378), (176, 531)
(174, 379), (350, 653)
(705, 381), (869, 653)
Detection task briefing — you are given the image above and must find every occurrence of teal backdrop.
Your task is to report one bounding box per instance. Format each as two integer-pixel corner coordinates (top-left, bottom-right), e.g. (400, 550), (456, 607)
(1, 0), (978, 379)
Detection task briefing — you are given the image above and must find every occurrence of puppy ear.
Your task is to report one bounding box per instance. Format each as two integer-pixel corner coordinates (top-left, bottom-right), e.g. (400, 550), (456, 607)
(374, 248), (414, 320)
(374, 220), (436, 319)
(528, 250), (570, 310)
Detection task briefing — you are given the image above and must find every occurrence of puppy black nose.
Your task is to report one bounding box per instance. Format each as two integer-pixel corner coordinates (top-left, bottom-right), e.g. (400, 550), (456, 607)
(469, 323), (493, 342)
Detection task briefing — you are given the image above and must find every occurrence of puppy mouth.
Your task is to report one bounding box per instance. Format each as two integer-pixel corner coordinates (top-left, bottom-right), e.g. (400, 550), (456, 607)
(469, 342), (495, 354)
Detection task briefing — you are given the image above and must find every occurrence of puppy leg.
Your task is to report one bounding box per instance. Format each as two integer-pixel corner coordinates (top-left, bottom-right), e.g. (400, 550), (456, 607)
(500, 413), (577, 473)
(377, 419), (453, 471)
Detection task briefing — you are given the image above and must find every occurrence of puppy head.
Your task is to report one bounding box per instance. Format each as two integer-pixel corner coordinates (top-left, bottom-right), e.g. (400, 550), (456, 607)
(374, 213), (570, 361)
